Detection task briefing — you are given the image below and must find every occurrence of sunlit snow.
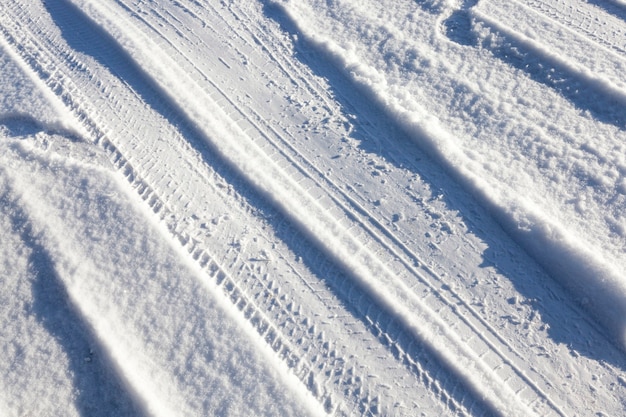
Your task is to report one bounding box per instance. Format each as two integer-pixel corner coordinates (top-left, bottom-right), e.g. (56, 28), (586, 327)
(1, 0), (625, 416)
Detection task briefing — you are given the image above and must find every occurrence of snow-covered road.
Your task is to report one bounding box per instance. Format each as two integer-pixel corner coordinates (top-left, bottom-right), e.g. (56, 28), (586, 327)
(1, 0), (624, 416)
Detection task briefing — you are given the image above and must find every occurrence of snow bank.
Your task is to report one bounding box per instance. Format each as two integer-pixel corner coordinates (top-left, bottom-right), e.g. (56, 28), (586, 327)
(270, 0), (626, 350)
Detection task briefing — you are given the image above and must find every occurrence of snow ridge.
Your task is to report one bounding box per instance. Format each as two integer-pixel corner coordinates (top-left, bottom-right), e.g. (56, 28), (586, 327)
(270, 0), (626, 351)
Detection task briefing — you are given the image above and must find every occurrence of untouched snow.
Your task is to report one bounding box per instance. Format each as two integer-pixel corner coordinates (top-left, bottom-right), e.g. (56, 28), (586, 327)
(1, 0), (625, 416)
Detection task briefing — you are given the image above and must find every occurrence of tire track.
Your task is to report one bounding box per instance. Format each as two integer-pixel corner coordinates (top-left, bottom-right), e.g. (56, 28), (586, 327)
(152, 2), (577, 416)
(472, 0), (626, 129)
(477, 0), (626, 85)
(522, 0), (626, 54)
(205, 8), (571, 416)
(0, 2), (340, 414)
(0, 1), (459, 415)
(300, 0), (626, 323)
(5, 1), (620, 416)
(72, 1), (573, 416)
(3, 2), (337, 413)
(218, 1), (626, 415)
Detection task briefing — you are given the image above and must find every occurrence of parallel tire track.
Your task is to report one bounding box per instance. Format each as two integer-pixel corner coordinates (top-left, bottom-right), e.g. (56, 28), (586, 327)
(474, 0), (626, 97)
(471, 0), (626, 132)
(521, 0), (626, 55)
(0, 2), (462, 416)
(0, 3), (346, 415)
(90, 1), (571, 416)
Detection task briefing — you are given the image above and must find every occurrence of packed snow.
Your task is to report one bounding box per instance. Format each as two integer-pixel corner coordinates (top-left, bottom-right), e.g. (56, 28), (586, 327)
(271, 0), (626, 347)
(1, 0), (625, 416)
(0, 39), (320, 417)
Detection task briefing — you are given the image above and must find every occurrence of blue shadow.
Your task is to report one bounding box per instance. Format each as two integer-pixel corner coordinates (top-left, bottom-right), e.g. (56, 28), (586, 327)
(0, 190), (142, 417)
(262, 1), (626, 371)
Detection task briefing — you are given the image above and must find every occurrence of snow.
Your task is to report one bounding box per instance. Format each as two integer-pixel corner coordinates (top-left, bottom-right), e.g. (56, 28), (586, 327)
(271, 0), (626, 349)
(1, 0), (625, 416)
(0, 43), (320, 417)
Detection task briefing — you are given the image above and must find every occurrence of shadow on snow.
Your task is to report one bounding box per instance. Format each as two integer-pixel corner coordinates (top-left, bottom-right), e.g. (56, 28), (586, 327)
(0, 190), (142, 417)
(263, 2), (626, 371)
(43, 3), (625, 407)
(442, 1), (626, 130)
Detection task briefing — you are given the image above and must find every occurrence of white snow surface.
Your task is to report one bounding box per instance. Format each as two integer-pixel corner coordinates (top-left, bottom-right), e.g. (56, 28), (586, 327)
(1, 0), (625, 416)
(0, 41), (320, 417)
(271, 0), (626, 347)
